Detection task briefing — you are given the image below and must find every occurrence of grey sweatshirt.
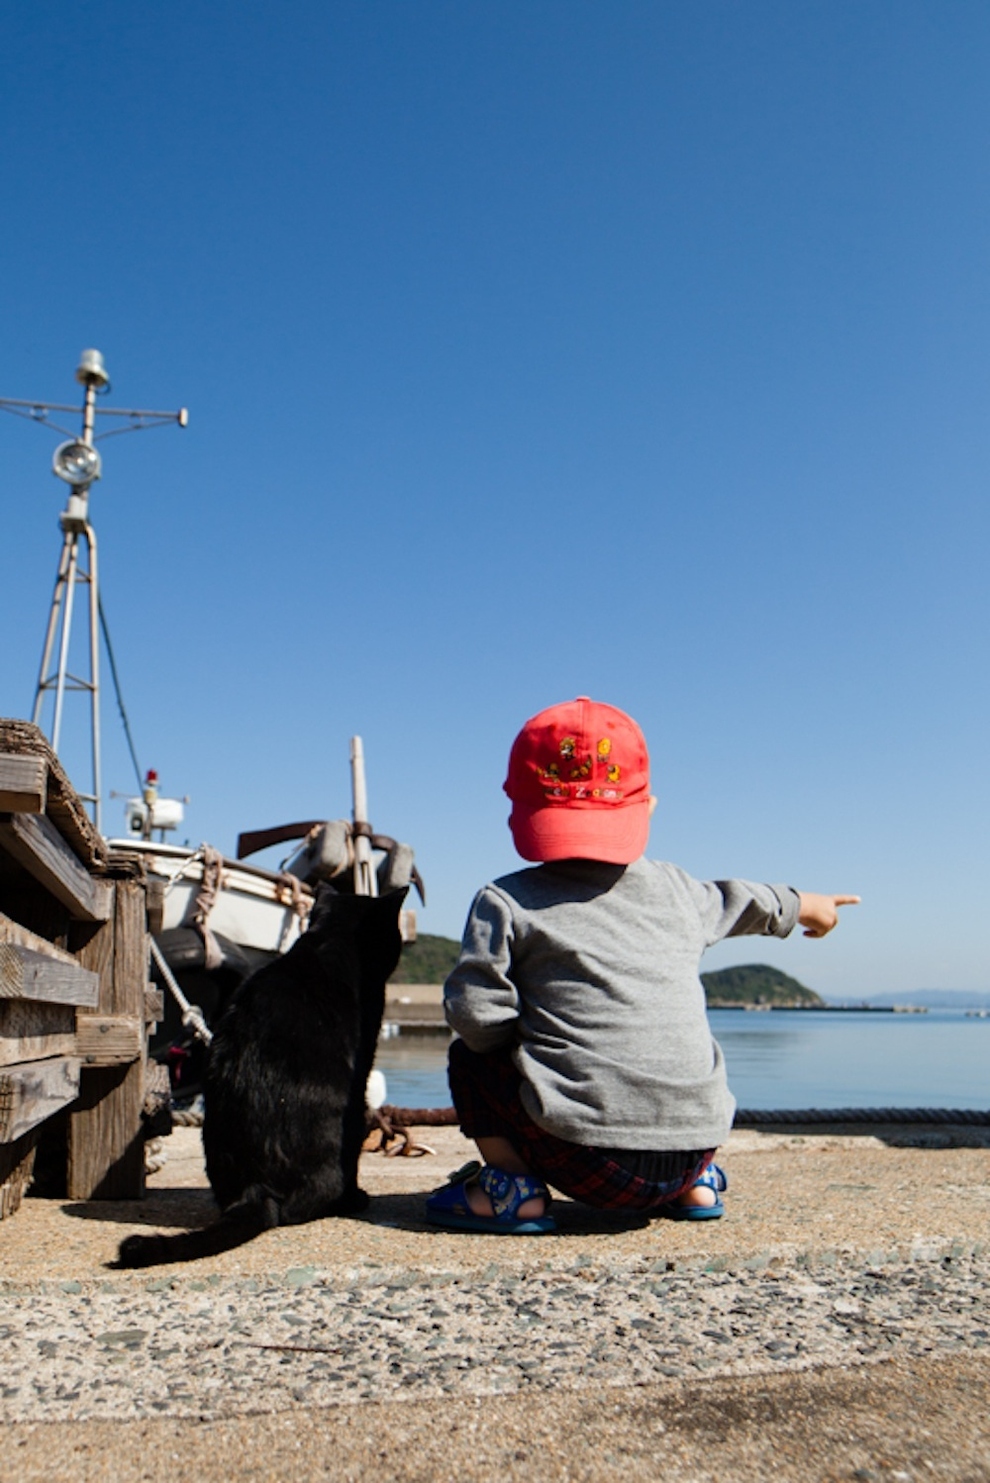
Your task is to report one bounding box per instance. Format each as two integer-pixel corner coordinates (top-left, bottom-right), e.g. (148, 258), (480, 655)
(444, 858), (801, 1151)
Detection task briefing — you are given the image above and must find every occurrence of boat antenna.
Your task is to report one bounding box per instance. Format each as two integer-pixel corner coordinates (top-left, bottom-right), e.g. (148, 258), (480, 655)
(0, 350), (187, 832)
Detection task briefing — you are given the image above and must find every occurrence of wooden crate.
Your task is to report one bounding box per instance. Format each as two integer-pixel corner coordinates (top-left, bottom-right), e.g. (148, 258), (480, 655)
(0, 720), (159, 1215)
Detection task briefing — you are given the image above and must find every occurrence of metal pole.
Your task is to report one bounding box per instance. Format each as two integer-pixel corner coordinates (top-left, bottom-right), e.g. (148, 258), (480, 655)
(86, 522), (101, 832)
(79, 381), (99, 820)
(35, 375), (100, 812)
(51, 534), (80, 753)
(81, 381), (96, 444)
(32, 530), (74, 726)
(350, 735), (378, 896)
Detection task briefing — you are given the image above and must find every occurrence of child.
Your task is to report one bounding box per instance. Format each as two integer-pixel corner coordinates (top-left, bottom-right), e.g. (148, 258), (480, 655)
(427, 696), (858, 1235)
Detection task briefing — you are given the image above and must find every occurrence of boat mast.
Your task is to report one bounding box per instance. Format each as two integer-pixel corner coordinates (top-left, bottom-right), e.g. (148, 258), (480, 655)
(350, 735), (379, 896)
(32, 352), (107, 827)
(0, 351), (187, 832)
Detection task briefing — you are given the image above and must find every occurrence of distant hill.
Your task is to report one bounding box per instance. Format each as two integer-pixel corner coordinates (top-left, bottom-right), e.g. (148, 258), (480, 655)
(393, 944), (823, 1008)
(823, 988), (990, 1010)
(701, 963), (823, 1007)
(391, 933), (461, 984)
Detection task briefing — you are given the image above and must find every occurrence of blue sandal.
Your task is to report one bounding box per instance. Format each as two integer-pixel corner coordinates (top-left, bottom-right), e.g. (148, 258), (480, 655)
(426, 1161), (557, 1235)
(658, 1162), (727, 1221)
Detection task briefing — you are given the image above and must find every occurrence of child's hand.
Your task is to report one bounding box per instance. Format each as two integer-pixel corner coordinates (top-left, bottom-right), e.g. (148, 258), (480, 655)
(797, 893), (860, 938)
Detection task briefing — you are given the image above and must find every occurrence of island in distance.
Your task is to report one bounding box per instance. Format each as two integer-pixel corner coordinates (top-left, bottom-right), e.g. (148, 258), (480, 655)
(700, 963), (823, 1008)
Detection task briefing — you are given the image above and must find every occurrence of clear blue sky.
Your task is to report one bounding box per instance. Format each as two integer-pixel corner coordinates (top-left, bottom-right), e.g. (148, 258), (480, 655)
(1, 3), (987, 997)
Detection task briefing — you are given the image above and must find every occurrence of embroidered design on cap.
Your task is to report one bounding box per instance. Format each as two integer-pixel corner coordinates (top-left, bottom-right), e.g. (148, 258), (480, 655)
(503, 698), (651, 864)
(528, 731), (630, 802)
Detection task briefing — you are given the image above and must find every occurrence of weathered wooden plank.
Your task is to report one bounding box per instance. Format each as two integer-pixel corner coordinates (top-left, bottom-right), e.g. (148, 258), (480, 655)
(113, 881), (148, 1016)
(0, 719), (105, 869)
(0, 753), (47, 814)
(0, 812), (112, 922)
(0, 1000), (76, 1067)
(68, 882), (148, 1199)
(73, 888), (116, 1014)
(0, 942), (99, 1007)
(0, 908), (77, 964)
(75, 1014), (143, 1066)
(68, 892), (117, 1199)
(67, 1061), (145, 1200)
(0, 1056), (80, 1143)
(0, 1126), (41, 1220)
(144, 985), (164, 1022)
(145, 877), (165, 935)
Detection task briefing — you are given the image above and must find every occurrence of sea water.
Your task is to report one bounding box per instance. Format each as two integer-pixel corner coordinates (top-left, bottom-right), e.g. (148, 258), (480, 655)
(375, 1009), (989, 1112)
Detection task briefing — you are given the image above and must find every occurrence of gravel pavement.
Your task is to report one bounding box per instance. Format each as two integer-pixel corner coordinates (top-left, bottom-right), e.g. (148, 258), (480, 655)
(1, 1121), (988, 1480)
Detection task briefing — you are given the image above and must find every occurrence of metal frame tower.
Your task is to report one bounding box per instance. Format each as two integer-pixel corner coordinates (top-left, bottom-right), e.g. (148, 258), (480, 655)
(1, 350), (187, 832)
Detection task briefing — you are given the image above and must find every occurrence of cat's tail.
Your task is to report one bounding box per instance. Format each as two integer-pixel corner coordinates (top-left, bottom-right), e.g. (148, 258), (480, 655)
(115, 1185), (281, 1268)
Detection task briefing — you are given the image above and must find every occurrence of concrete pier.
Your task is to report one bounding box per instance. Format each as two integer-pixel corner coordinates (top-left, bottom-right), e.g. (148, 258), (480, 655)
(383, 981), (448, 1031)
(0, 1118), (988, 1479)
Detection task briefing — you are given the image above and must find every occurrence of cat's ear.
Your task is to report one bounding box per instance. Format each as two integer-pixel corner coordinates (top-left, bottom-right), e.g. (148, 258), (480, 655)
(356, 886), (409, 933)
(376, 885), (410, 913)
(309, 882), (342, 930)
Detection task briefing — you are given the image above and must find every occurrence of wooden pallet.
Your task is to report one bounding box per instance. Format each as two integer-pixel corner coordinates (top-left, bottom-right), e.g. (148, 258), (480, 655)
(0, 720), (160, 1215)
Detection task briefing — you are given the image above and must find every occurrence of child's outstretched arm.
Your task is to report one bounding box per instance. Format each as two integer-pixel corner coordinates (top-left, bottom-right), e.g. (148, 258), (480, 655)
(797, 893), (860, 938)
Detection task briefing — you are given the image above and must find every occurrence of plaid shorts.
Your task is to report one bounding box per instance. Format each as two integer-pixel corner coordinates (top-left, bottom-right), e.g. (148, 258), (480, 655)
(447, 1039), (714, 1213)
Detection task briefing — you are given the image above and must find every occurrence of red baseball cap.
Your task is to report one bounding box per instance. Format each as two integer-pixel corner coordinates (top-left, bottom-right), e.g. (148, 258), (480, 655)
(504, 697), (651, 864)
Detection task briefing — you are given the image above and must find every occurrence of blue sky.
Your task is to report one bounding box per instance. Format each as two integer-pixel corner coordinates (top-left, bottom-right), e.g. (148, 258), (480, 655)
(1, 3), (988, 997)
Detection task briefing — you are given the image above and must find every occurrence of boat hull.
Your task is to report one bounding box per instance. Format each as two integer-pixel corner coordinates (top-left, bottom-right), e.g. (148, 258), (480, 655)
(108, 839), (312, 954)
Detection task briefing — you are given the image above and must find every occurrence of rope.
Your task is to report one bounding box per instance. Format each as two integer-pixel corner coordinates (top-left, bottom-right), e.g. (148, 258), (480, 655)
(97, 591), (144, 791)
(733, 1106), (990, 1126)
(362, 1103), (990, 1154)
(372, 1103), (990, 1130)
(275, 870), (312, 919)
(364, 1105), (457, 1157)
(144, 1136), (168, 1174)
(378, 1105), (459, 1128)
(149, 937), (213, 1046)
(190, 845), (225, 971)
(167, 1099), (990, 1144)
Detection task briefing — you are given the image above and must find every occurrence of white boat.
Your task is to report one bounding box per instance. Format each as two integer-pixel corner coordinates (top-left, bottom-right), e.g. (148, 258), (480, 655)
(118, 812), (421, 1082)
(113, 840), (311, 954)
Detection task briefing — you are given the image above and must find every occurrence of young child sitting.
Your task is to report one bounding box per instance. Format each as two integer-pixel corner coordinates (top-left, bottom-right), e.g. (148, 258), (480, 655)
(426, 696), (858, 1235)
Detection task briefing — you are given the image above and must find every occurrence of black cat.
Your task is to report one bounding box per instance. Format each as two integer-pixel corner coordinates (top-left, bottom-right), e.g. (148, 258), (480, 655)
(117, 886), (407, 1267)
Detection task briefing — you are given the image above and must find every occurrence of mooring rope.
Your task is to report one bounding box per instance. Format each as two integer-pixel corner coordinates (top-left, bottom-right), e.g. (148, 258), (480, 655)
(733, 1106), (990, 1126)
(167, 1101), (990, 1134)
(372, 1104), (990, 1130)
(149, 937), (213, 1046)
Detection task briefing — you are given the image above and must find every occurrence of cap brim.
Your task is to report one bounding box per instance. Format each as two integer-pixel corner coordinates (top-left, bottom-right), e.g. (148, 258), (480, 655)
(509, 801), (650, 865)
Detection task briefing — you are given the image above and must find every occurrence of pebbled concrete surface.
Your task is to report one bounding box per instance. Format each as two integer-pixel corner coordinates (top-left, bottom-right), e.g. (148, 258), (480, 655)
(0, 1122), (988, 1480)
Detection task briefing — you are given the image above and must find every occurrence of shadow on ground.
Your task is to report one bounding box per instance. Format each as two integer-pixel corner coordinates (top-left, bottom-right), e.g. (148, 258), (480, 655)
(55, 1185), (651, 1239)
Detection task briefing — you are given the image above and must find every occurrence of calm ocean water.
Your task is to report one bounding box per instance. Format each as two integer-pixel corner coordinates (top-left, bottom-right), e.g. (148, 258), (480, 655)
(375, 1010), (989, 1112)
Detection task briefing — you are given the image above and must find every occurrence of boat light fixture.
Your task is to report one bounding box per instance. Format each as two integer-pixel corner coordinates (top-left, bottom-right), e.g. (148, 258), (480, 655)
(75, 348), (110, 390)
(52, 439), (102, 487)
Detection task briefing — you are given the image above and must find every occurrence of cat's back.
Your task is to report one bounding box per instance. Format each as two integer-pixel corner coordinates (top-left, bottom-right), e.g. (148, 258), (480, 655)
(208, 931), (357, 1080)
